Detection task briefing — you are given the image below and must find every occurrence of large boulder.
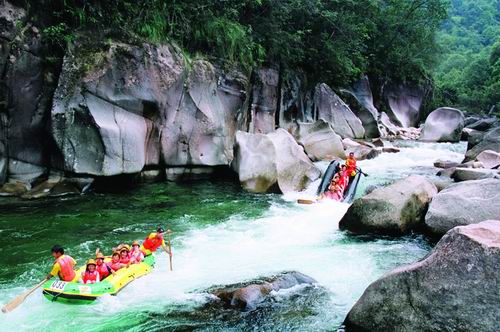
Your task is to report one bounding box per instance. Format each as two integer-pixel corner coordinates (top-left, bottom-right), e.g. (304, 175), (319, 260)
(0, 1), (58, 185)
(292, 120), (345, 161)
(420, 107), (465, 142)
(340, 75), (381, 138)
(249, 68), (279, 134)
(232, 131), (277, 193)
(475, 150), (500, 169)
(232, 129), (320, 193)
(344, 220), (500, 332)
(313, 83), (365, 138)
(424, 178), (500, 236)
(267, 129), (321, 193)
(211, 271), (317, 311)
(51, 40), (248, 177)
(383, 84), (424, 128)
(464, 126), (500, 161)
(451, 168), (500, 182)
(465, 117), (499, 131)
(339, 175), (437, 235)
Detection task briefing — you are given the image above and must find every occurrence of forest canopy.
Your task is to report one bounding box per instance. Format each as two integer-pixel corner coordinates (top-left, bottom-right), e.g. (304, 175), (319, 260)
(433, 0), (500, 114)
(17, 0), (498, 114)
(24, 0), (447, 86)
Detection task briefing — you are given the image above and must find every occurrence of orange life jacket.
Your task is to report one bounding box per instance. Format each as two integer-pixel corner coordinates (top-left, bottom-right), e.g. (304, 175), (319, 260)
(56, 255), (76, 282)
(346, 158), (357, 176)
(120, 256), (130, 265)
(142, 234), (163, 252)
(96, 263), (110, 279)
(82, 270), (98, 284)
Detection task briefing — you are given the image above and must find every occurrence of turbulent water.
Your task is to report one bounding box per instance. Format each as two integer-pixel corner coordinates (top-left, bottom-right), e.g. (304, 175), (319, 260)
(0, 141), (466, 331)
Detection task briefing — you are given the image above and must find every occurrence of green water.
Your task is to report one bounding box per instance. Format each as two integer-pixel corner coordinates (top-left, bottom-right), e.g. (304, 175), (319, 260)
(0, 141), (467, 331)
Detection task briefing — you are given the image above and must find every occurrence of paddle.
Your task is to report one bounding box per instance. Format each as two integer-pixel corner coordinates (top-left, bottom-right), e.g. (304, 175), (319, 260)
(358, 168), (369, 177)
(166, 230), (173, 271)
(2, 279), (46, 313)
(297, 198), (317, 204)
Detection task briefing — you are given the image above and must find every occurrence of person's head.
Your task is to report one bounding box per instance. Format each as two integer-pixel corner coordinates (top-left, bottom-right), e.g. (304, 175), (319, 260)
(349, 152), (354, 158)
(333, 174), (340, 181)
(156, 227), (165, 239)
(132, 240), (140, 251)
(112, 252), (120, 262)
(120, 249), (129, 258)
(51, 245), (64, 259)
(341, 165), (347, 170)
(95, 252), (105, 265)
(86, 259), (96, 272)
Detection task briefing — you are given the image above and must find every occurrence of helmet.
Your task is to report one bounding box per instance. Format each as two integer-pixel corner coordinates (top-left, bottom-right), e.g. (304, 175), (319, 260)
(120, 245), (130, 252)
(95, 253), (105, 259)
(86, 259), (97, 266)
(132, 240), (140, 246)
(112, 251), (121, 257)
(157, 227), (165, 233)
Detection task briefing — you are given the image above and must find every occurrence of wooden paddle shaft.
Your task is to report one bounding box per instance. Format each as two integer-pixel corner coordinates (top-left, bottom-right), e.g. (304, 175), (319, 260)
(2, 279), (46, 313)
(167, 231), (173, 271)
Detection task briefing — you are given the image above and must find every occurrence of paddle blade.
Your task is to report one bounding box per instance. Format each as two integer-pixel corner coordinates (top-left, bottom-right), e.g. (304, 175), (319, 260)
(297, 199), (315, 205)
(2, 280), (45, 313)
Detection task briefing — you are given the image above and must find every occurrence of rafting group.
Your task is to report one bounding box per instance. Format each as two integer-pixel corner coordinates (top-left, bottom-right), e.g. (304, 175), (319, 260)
(318, 152), (357, 202)
(45, 227), (172, 284)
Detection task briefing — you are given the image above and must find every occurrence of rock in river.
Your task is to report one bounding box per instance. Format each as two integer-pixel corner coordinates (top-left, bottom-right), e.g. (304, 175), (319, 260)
(424, 178), (500, 236)
(420, 107), (465, 142)
(339, 175), (437, 235)
(344, 220), (500, 332)
(464, 126), (500, 161)
(292, 119), (345, 161)
(232, 129), (320, 193)
(211, 271), (317, 311)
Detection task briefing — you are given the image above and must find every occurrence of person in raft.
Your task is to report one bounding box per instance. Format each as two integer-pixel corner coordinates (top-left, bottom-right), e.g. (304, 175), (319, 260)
(95, 252), (115, 280)
(80, 259), (100, 284)
(140, 227), (172, 257)
(119, 245), (131, 266)
(319, 175), (343, 201)
(129, 241), (144, 264)
(345, 152), (357, 178)
(46, 245), (78, 282)
(109, 251), (127, 271)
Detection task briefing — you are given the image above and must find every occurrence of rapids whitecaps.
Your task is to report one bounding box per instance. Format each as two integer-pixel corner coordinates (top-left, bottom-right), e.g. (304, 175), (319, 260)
(0, 141), (466, 331)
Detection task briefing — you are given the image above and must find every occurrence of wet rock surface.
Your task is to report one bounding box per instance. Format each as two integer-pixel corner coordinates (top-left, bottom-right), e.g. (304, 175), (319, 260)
(292, 120), (345, 161)
(425, 178), (500, 236)
(209, 271), (318, 311)
(339, 175), (437, 235)
(420, 107), (465, 142)
(344, 220), (500, 332)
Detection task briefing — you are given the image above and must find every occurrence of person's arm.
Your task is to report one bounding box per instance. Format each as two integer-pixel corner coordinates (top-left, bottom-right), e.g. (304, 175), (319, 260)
(96, 273), (100, 283)
(46, 262), (60, 280)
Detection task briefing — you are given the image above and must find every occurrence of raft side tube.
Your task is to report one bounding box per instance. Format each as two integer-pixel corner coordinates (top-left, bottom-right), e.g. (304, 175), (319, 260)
(42, 255), (155, 304)
(316, 160), (362, 203)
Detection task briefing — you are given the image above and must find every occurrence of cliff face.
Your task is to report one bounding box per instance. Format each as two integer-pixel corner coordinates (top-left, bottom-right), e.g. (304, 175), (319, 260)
(0, 1), (428, 194)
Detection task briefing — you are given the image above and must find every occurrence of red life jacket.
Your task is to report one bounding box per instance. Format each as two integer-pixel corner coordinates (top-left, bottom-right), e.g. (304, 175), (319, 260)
(110, 260), (122, 271)
(82, 270), (99, 284)
(56, 255), (76, 282)
(96, 263), (110, 279)
(120, 256), (130, 265)
(142, 234), (163, 252)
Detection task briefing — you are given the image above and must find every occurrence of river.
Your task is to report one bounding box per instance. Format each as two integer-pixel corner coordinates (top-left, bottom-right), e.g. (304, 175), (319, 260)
(0, 141), (466, 331)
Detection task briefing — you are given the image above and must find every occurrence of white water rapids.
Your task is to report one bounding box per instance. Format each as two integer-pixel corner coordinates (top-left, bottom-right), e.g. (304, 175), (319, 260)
(0, 141), (466, 331)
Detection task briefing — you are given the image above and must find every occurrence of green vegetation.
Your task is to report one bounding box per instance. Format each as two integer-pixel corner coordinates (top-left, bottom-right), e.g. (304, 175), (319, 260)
(432, 0), (500, 114)
(25, 0), (447, 88)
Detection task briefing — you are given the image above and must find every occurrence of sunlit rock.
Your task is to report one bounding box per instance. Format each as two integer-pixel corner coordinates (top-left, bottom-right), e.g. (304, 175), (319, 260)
(340, 175), (437, 235)
(420, 107), (465, 142)
(424, 178), (500, 235)
(344, 220), (500, 332)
